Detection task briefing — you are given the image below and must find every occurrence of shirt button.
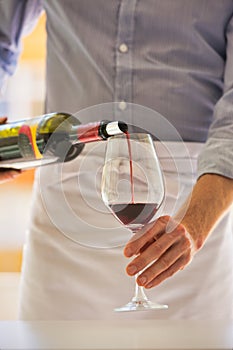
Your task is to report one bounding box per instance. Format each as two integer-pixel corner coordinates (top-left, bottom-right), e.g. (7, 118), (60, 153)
(118, 101), (127, 111)
(119, 43), (128, 53)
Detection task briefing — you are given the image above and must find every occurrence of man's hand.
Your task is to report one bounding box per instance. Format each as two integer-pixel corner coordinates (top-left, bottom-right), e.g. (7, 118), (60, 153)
(124, 174), (233, 288)
(0, 117), (21, 183)
(124, 216), (194, 288)
(0, 168), (21, 183)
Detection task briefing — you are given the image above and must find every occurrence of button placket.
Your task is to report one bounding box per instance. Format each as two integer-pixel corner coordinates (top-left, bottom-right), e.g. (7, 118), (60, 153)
(114, 0), (137, 119)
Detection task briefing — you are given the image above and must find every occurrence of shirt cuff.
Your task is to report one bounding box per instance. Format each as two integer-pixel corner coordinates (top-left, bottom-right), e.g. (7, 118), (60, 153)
(197, 137), (233, 179)
(0, 65), (8, 97)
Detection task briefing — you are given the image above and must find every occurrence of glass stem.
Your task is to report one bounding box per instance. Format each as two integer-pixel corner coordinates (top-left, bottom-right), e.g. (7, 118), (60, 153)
(130, 229), (149, 303)
(132, 273), (149, 302)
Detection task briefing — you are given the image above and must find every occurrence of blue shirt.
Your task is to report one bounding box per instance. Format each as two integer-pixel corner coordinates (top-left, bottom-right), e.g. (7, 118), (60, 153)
(0, 0), (232, 179)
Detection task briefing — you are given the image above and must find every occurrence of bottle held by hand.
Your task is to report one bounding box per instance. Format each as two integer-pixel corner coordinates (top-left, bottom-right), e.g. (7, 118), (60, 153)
(0, 112), (127, 170)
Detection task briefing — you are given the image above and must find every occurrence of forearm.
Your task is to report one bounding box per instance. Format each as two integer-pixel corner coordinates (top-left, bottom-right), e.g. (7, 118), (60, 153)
(177, 173), (233, 250)
(124, 173), (233, 288)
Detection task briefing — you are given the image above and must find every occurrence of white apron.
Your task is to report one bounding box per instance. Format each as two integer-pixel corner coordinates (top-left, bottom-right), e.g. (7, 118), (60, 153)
(18, 141), (233, 320)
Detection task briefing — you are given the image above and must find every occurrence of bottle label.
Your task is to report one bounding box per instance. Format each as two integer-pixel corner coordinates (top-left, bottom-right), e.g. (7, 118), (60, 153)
(18, 124), (43, 159)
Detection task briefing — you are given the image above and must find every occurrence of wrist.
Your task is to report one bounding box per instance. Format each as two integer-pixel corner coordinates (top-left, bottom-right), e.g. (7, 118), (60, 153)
(179, 219), (205, 251)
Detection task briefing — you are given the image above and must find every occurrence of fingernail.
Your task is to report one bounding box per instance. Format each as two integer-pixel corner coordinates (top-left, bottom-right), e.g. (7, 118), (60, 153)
(127, 265), (137, 275)
(138, 276), (147, 285)
(145, 282), (153, 288)
(124, 247), (132, 257)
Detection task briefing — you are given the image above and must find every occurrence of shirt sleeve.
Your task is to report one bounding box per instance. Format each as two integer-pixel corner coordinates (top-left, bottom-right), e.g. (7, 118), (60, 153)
(0, 0), (43, 91)
(197, 15), (233, 180)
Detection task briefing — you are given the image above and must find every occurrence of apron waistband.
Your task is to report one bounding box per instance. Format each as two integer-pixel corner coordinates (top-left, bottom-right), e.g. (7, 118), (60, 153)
(154, 142), (204, 175)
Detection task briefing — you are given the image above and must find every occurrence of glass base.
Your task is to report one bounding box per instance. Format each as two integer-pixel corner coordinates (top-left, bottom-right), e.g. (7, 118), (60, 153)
(114, 299), (168, 312)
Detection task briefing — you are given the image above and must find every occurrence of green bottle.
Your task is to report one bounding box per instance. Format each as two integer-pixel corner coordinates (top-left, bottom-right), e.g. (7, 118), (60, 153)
(0, 112), (127, 170)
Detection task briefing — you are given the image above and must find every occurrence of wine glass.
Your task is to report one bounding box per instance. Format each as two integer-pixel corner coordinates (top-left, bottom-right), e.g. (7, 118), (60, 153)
(101, 133), (168, 312)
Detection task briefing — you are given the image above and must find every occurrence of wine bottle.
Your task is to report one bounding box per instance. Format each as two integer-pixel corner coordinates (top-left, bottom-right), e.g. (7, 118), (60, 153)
(0, 112), (128, 170)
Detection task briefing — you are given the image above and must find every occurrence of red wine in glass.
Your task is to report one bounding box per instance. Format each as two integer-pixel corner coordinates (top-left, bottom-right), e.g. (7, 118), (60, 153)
(114, 132), (158, 229)
(110, 203), (158, 227)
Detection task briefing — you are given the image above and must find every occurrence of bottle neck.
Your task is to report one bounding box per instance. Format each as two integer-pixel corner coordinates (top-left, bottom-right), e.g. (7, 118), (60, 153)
(75, 122), (102, 143)
(73, 120), (128, 144)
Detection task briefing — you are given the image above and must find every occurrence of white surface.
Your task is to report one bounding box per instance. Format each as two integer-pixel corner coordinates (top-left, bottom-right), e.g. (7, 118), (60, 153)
(0, 320), (232, 349)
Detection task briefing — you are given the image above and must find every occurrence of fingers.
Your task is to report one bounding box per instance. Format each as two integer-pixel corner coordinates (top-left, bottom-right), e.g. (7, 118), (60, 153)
(126, 227), (184, 274)
(126, 225), (190, 275)
(136, 237), (192, 287)
(142, 252), (192, 288)
(124, 216), (171, 257)
(0, 117), (21, 183)
(0, 168), (21, 183)
(0, 116), (7, 124)
(125, 216), (194, 287)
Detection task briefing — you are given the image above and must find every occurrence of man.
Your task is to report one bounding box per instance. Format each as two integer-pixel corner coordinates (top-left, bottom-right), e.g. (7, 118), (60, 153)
(0, 0), (232, 320)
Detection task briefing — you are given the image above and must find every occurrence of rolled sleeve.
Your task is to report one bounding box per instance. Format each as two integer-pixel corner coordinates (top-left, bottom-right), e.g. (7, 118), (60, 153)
(198, 15), (233, 180)
(198, 137), (233, 179)
(0, 0), (43, 79)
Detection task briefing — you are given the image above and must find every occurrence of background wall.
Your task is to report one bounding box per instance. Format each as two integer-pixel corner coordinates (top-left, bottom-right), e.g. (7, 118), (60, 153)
(0, 13), (46, 273)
